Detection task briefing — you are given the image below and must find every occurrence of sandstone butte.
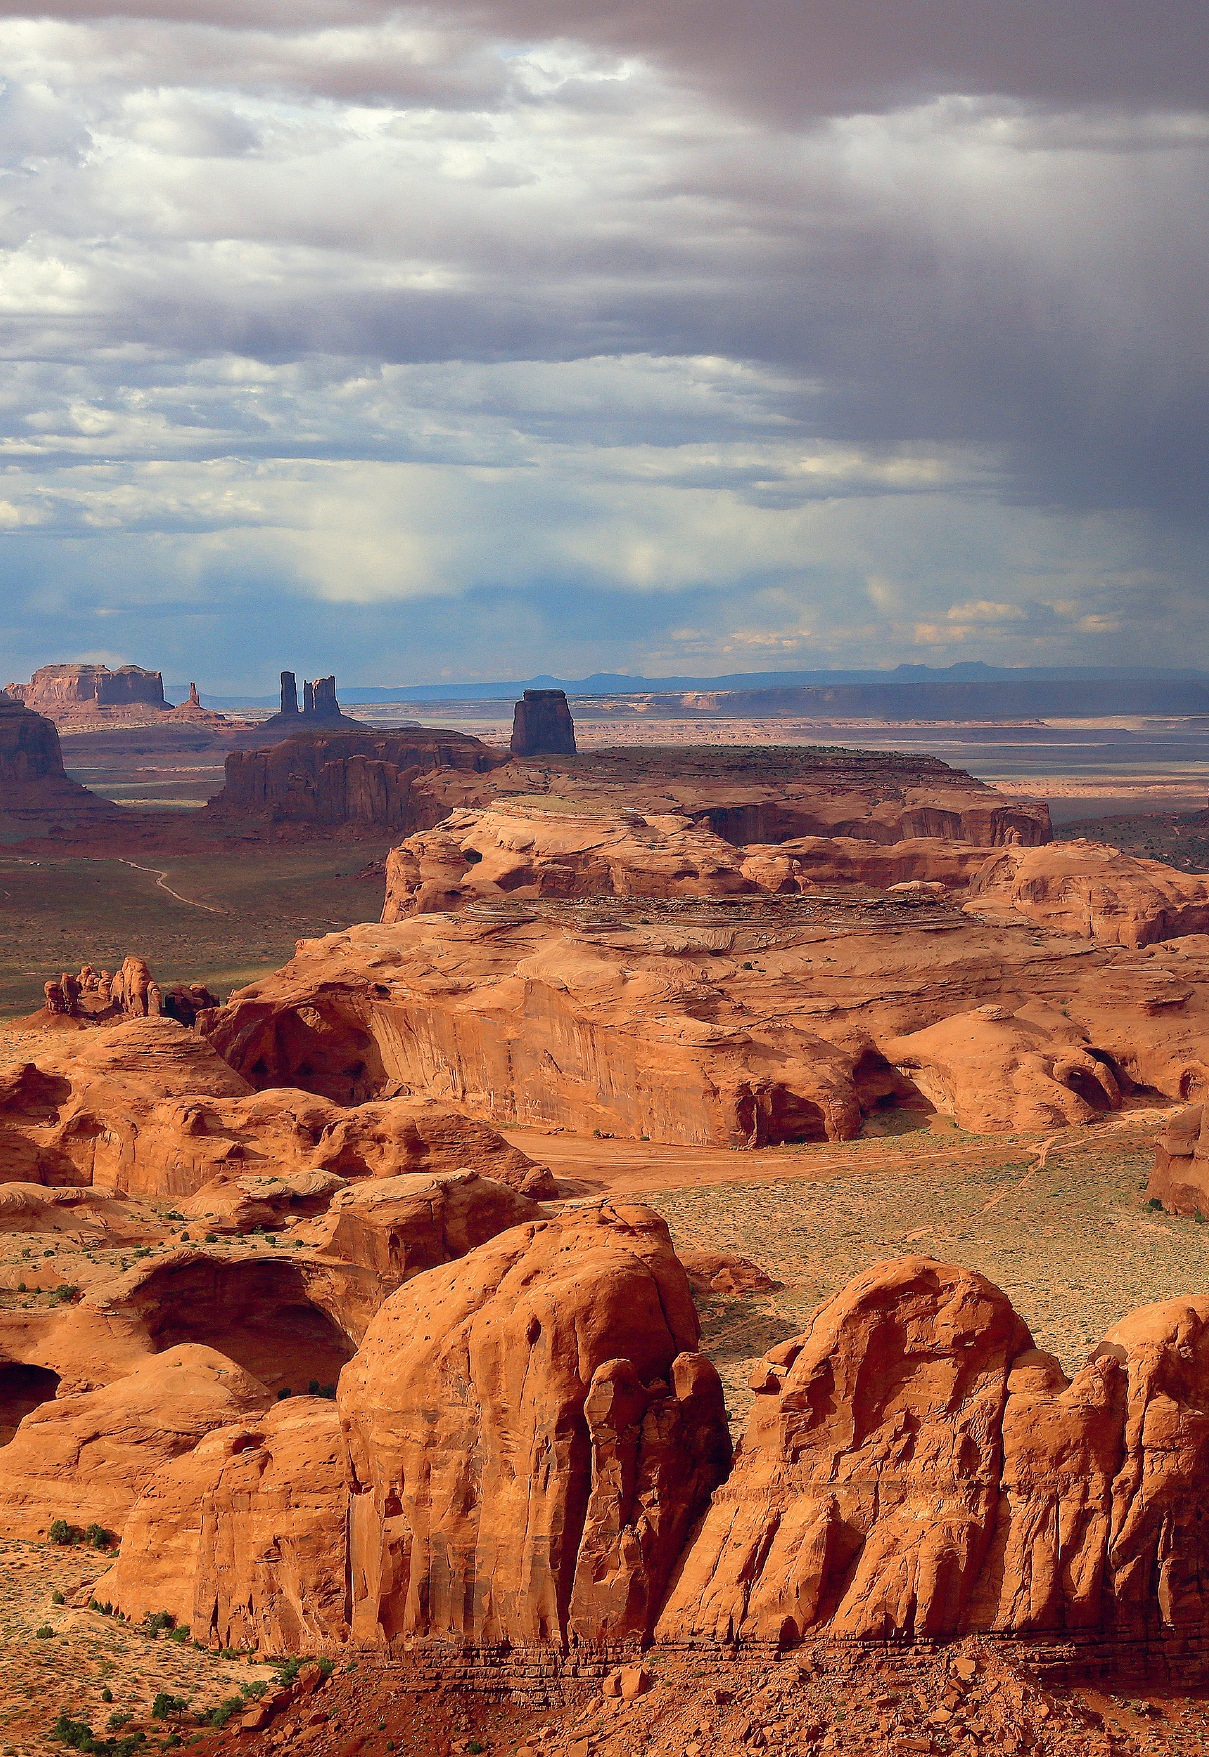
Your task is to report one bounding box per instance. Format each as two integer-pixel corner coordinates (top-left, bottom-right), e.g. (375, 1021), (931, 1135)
(0, 691), (118, 833)
(72, 1237), (1209, 1675)
(200, 901), (1209, 1144)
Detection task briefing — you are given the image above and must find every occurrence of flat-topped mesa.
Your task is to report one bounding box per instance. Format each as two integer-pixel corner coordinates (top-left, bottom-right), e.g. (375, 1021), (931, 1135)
(0, 692), (118, 829)
(511, 687), (577, 756)
(207, 727), (507, 831)
(5, 663), (169, 720)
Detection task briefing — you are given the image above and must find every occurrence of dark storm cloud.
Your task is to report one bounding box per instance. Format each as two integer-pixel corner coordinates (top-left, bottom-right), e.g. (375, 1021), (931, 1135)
(0, 0), (1205, 684)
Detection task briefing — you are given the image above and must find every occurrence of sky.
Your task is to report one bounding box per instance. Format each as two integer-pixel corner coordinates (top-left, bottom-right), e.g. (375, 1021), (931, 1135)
(0, 0), (1206, 691)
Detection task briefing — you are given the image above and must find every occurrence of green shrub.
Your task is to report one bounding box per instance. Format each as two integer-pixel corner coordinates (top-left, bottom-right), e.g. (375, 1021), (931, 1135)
(143, 1611), (174, 1637)
(151, 1696), (188, 1722)
(36, 1625), (55, 1639)
(200, 1698), (245, 1730)
(106, 1717), (131, 1735)
(51, 1284), (80, 1305)
(48, 1519), (79, 1546)
(168, 1626), (190, 1643)
(85, 1524), (115, 1550)
(52, 1590), (65, 1605)
(100, 1692), (113, 1705)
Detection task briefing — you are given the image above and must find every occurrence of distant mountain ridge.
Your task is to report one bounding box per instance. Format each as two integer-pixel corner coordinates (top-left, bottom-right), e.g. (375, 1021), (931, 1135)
(178, 662), (1209, 711)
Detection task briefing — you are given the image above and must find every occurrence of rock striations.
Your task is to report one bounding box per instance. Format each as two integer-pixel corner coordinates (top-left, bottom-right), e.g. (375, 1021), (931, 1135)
(76, 1243), (1209, 1676)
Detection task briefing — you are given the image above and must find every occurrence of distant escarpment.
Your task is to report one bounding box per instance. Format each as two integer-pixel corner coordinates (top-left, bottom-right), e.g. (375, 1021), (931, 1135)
(205, 735), (1050, 845)
(205, 728), (507, 832)
(0, 693), (118, 830)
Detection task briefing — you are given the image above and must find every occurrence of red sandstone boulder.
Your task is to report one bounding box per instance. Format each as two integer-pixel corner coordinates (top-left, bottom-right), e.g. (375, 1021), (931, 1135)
(181, 1169), (347, 1234)
(341, 1198), (732, 1648)
(0, 1344), (271, 1540)
(1147, 1103), (1209, 1216)
(297, 1169), (542, 1287)
(678, 1250), (782, 1296)
(966, 840), (1209, 947)
(657, 1257), (1031, 1644)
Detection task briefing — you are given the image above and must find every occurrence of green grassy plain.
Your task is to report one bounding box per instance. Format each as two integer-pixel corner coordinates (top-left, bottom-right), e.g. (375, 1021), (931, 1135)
(0, 846), (388, 1018)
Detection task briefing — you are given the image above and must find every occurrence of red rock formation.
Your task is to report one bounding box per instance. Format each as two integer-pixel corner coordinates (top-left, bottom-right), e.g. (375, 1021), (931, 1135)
(658, 1257), (1209, 1659)
(207, 728), (505, 831)
(0, 693), (117, 830)
(510, 688), (577, 757)
(0, 1016), (550, 1199)
(201, 903), (1209, 1143)
(752, 835), (995, 889)
(1148, 1104), (1209, 1216)
(678, 1250), (781, 1296)
(382, 806), (762, 918)
(0, 1344), (271, 1540)
(6, 663), (168, 717)
(100, 1201), (731, 1653)
(966, 840), (1209, 947)
(98, 1396), (352, 1650)
(297, 1169), (542, 1289)
(408, 746), (1051, 850)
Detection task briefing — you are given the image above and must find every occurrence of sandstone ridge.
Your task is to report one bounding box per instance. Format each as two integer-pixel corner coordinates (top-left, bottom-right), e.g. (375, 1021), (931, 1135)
(203, 902), (1209, 1143)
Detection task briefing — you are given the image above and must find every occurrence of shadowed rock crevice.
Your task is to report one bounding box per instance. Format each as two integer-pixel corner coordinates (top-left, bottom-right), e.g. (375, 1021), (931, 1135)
(120, 1258), (359, 1396)
(0, 1363), (61, 1447)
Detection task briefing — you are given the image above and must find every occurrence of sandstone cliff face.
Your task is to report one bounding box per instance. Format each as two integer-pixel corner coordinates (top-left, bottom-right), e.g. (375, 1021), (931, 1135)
(658, 1257), (1209, 1659)
(203, 906), (1209, 1144)
(99, 1397), (352, 1650)
(966, 840), (1209, 948)
(0, 694), (116, 828)
(0, 1016), (549, 1199)
(1148, 1104), (1209, 1216)
(100, 1202), (732, 1654)
(0, 1344), (270, 1541)
(208, 729), (505, 830)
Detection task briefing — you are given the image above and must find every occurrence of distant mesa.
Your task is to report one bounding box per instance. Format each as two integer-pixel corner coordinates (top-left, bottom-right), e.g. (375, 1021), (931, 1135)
(4, 663), (234, 728)
(510, 687), (577, 757)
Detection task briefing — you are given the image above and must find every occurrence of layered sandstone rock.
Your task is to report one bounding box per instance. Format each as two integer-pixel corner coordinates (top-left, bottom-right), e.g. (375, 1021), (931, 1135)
(202, 903), (1209, 1143)
(5, 664), (168, 718)
(297, 1169), (542, 1287)
(100, 1202), (732, 1653)
(753, 835), (995, 890)
(510, 688), (577, 757)
(0, 1016), (550, 1199)
(98, 1396), (351, 1649)
(966, 840), (1209, 947)
(0, 1344), (271, 1540)
(1148, 1104), (1209, 1216)
(0, 694), (117, 830)
(382, 806), (762, 918)
(207, 728), (505, 831)
(658, 1258), (1209, 1655)
(409, 746), (1050, 850)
